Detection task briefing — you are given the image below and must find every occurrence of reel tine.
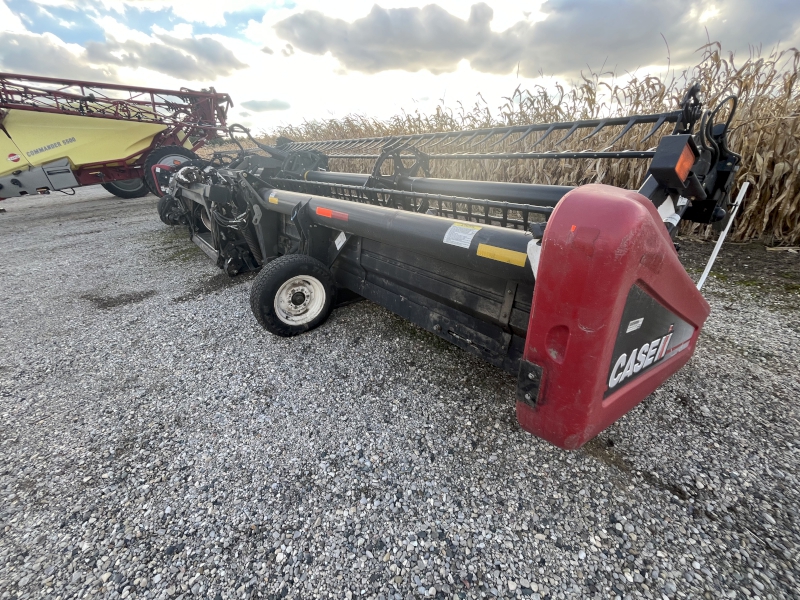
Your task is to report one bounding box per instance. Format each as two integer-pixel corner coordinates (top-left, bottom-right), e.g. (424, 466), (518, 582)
(454, 130), (490, 148)
(467, 129), (501, 148)
(530, 124), (558, 149)
(427, 131), (464, 149)
(554, 122), (581, 146)
(488, 128), (523, 149)
(510, 125), (537, 146)
(639, 114), (668, 144)
(606, 117), (640, 146)
(579, 119), (609, 142)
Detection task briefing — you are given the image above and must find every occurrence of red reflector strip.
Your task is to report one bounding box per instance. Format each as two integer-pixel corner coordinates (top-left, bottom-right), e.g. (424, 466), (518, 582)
(675, 143), (695, 183)
(316, 207), (349, 221)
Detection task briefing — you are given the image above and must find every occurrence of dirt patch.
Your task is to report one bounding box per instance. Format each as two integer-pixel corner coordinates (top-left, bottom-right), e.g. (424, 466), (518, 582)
(82, 290), (157, 310)
(583, 436), (690, 501)
(172, 271), (256, 303)
(677, 237), (800, 293)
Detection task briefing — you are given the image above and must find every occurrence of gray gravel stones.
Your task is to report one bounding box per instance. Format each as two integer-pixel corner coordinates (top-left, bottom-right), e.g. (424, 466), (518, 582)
(1, 187), (799, 599)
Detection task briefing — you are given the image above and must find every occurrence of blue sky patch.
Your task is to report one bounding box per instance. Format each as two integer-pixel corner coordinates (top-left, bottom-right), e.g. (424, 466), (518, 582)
(6, 1), (295, 45)
(7, 0), (106, 44)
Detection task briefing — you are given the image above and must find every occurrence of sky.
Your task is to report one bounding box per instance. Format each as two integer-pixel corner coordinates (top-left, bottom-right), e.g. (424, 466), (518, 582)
(1, 0), (798, 132)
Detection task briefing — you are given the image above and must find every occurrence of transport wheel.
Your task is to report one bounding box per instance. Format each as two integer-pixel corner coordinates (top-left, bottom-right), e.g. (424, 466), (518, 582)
(101, 178), (149, 199)
(250, 254), (335, 337)
(144, 146), (198, 197)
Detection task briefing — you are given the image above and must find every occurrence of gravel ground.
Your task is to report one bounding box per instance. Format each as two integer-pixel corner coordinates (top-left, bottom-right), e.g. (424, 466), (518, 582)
(0, 187), (798, 600)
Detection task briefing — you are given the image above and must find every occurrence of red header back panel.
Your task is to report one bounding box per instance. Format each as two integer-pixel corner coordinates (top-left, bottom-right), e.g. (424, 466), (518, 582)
(517, 184), (710, 449)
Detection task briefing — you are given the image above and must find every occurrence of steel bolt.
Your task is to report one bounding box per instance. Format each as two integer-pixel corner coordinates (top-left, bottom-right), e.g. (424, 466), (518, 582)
(528, 372), (536, 380)
(433, 324), (441, 332)
(524, 394), (532, 401)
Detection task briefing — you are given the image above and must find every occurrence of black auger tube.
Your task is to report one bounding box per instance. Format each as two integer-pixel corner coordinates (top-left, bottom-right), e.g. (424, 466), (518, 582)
(258, 188), (534, 283)
(302, 171), (573, 208)
(399, 177), (572, 207)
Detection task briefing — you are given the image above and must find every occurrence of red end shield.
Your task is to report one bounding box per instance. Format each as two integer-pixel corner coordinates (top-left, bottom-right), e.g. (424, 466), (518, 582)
(517, 184), (710, 449)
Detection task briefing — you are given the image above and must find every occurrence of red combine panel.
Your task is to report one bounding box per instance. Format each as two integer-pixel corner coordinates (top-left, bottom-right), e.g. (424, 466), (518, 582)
(516, 185), (711, 449)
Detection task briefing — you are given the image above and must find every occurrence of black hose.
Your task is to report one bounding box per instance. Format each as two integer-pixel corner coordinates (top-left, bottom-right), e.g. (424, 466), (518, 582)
(211, 207), (247, 230)
(708, 95), (741, 160)
(704, 111), (720, 166)
(228, 124), (289, 161)
(242, 225), (263, 264)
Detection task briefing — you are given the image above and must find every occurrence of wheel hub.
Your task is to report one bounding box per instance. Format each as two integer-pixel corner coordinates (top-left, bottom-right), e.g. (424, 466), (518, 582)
(273, 275), (326, 325)
(284, 285), (311, 314)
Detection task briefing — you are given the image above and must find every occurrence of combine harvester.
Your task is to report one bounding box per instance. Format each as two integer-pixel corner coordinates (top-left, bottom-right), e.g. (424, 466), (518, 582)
(157, 85), (740, 449)
(0, 72), (231, 200)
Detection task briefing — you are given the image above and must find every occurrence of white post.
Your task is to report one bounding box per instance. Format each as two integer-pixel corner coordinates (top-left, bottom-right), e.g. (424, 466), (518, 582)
(696, 182), (750, 291)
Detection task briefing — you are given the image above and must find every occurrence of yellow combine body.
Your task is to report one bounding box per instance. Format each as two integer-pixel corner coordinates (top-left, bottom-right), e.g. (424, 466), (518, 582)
(0, 72), (232, 200)
(1, 110), (169, 178)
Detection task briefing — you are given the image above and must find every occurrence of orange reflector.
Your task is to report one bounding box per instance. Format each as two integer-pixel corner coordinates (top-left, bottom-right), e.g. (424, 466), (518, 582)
(675, 143), (695, 183)
(315, 206), (349, 221)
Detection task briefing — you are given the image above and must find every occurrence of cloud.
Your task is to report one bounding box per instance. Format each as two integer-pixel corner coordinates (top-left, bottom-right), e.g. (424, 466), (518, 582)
(0, 32), (117, 81)
(261, 46), (274, 54)
(509, 0), (800, 78)
(274, 3), (496, 74)
(274, 0), (800, 77)
(83, 35), (247, 80)
(241, 99), (291, 111)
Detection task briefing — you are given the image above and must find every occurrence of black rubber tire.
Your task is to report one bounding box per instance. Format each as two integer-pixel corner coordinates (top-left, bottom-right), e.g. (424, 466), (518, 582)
(144, 146), (198, 197)
(157, 194), (185, 226)
(101, 179), (149, 199)
(250, 254), (336, 337)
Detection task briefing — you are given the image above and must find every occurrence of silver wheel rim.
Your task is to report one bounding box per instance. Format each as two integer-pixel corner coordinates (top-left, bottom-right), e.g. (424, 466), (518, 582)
(112, 178), (145, 191)
(161, 153), (191, 168)
(273, 275), (326, 326)
(158, 153), (192, 190)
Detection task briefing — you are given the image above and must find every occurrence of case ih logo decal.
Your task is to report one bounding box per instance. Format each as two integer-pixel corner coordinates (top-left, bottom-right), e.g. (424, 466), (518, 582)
(608, 325), (674, 389)
(605, 285), (696, 397)
(7, 153), (20, 162)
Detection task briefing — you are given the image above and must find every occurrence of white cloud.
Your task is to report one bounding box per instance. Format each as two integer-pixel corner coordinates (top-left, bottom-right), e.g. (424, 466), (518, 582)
(0, 1), (28, 33)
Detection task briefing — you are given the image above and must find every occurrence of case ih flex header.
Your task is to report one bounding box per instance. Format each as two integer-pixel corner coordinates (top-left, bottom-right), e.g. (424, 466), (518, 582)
(0, 72), (231, 200)
(162, 85), (737, 449)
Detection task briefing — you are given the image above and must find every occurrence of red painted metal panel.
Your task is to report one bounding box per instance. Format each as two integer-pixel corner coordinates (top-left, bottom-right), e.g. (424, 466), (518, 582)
(517, 184), (710, 449)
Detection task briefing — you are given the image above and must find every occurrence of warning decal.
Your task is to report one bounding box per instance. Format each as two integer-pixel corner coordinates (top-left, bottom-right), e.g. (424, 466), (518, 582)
(443, 222), (481, 249)
(7, 153), (20, 163)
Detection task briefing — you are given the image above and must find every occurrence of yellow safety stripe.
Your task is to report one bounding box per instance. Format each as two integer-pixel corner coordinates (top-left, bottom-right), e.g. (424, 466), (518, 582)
(476, 243), (527, 267)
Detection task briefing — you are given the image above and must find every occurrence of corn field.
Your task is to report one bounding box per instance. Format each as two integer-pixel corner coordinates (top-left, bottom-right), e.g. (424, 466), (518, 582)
(259, 45), (800, 245)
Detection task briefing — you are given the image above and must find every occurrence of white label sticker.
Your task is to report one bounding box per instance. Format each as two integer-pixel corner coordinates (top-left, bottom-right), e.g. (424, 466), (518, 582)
(664, 213), (681, 227)
(334, 230), (347, 250)
(677, 196), (689, 207)
(443, 223), (481, 248)
(626, 317), (644, 333)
